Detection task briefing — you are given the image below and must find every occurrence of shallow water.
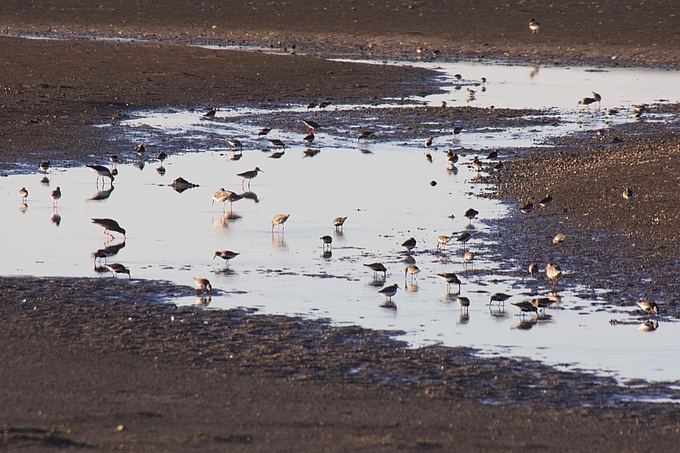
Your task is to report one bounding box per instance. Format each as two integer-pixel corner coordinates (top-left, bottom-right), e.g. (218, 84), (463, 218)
(1, 59), (679, 386)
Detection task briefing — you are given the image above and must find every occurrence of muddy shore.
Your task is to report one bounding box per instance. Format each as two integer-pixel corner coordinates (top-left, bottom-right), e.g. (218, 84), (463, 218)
(2, 1), (680, 451)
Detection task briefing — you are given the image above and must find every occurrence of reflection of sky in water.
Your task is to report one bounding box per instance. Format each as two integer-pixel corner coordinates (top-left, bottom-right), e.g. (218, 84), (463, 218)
(1, 60), (679, 386)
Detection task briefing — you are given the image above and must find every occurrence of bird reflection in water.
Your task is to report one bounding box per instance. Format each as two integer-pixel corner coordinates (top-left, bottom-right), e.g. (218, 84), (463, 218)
(239, 191), (259, 203)
(456, 313), (470, 325)
(488, 304), (508, 320)
(50, 208), (61, 226)
(321, 250), (332, 259)
(156, 165), (166, 175)
(514, 318), (538, 330)
(93, 241), (126, 266)
(195, 297), (212, 307)
(88, 184), (115, 201)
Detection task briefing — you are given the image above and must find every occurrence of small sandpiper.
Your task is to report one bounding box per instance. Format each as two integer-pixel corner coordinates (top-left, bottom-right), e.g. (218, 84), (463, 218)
(39, 161), (51, 173)
(424, 136), (433, 148)
(333, 216), (347, 230)
(107, 263), (131, 278)
(446, 149), (459, 163)
(378, 283), (399, 301)
(511, 301), (538, 317)
(404, 264), (421, 282)
(271, 213), (290, 233)
(457, 232), (472, 249)
(528, 18), (540, 34)
(50, 186), (62, 206)
(456, 296), (470, 313)
(237, 167), (264, 189)
(228, 139), (243, 150)
(520, 200), (534, 214)
(402, 237), (417, 253)
(212, 188), (242, 211)
(471, 156), (482, 172)
(194, 277), (212, 293)
(302, 119), (320, 134)
(546, 262), (562, 284)
(18, 187), (28, 202)
(463, 251), (475, 266)
(436, 235), (451, 251)
(636, 301), (659, 314)
(258, 127), (272, 136)
(438, 273), (462, 293)
(320, 235), (333, 251)
(537, 194), (553, 208)
(490, 292), (512, 306)
(464, 208), (479, 224)
(92, 218), (127, 239)
(213, 250), (239, 266)
(86, 164), (115, 183)
(552, 233), (566, 245)
(528, 263), (538, 277)
(623, 187), (633, 200)
(531, 297), (553, 312)
(268, 139), (286, 148)
(364, 262), (387, 279)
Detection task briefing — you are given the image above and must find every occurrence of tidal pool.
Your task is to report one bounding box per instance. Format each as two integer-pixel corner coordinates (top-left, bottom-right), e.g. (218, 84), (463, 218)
(1, 58), (678, 387)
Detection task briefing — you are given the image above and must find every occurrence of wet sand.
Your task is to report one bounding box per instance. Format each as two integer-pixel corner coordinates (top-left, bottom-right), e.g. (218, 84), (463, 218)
(2, 1), (680, 451)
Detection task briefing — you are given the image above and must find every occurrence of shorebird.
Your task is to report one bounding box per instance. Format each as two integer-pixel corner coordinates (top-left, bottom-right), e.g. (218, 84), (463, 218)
(402, 237), (417, 253)
(404, 264), (420, 281)
(333, 216), (347, 230)
(364, 262), (387, 279)
(636, 301), (659, 314)
(92, 218), (126, 239)
(531, 297), (553, 312)
(552, 233), (566, 245)
(107, 263), (131, 278)
(317, 101), (331, 108)
(623, 187), (633, 200)
(528, 263), (538, 277)
(228, 139), (243, 150)
(320, 235), (333, 251)
(303, 133), (315, 145)
(204, 107), (216, 118)
(436, 235), (451, 251)
(86, 164), (115, 183)
(424, 136), (433, 148)
(39, 161), (51, 173)
(592, 91), (602, 105)
(456, 296), (470, 313)
(490, 292), (512, 306)
(546, 262), (562, 284)
(511, 301), (538, 317)
(457, 232), (472, 249)
(213, 250), (239, 266)
(437, 273), (462, 293)
(487, 149), (498, 160)
(578, 96), (597, 108)
(302, 119), (320, 134)
(358, 130), (375, 140)
(446, 149), (459, 163)
(452, 126), (464, 136)
(464, 208), (479, 223)
(258, 127), (272, 136)
(269, 150), (285, 159)
(134, 144), (146, 155)
(193, 277), (212, 293)
(268, 139), (286, 148)
(520, 200), (534, 214)
(471, 156), (482, 172)
(378, 283), (399, 301)
(440, 101), (447, 108)
(528, 18), (540, 34)
(271, 213), (290, 233)
(18, 187), (28, 202)
(466, 87), (476, 96)
(463, 251), (475, 266)
(50, 186), (62, 206)
(238, 167), (264, 189)
(155, 151), (167, 162)
(537, 194), (553, 208)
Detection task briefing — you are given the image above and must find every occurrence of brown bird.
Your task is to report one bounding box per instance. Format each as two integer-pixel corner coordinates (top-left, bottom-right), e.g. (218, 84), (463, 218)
(107, 263), (131, 279)
(528, 18), (540, 34)
(92, 218), (127, 238)
(194, 277), (212, 292)
(271, 214), (290, 232)
(364, 262), (387, 278)
(333, 216), (347, 230)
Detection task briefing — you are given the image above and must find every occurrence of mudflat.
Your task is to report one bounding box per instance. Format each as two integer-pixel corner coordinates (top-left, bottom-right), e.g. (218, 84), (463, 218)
(2, 1), (680, 451)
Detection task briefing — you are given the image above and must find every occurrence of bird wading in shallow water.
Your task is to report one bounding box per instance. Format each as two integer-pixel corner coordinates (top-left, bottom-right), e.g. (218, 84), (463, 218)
(378, 283), (399, 301)
(437, 273), (462, 293)
(320, 235), (333, 251)
(237, 167), (263, 189)
(213, 250), (239, 266)
(546, 262), (562, 284)
(464, 208), (479, 224)
(50, 187), (62, 206)
(333, 216), (347, 230)
(490, 292), (512, 306)
(636, 301), (659, 314)
(107, 263), (131, 278)
(364, 262), (387, 279)
(402, 237), (417, 253)
(91, 218), (126, 239)
(271, 214), (290, 233)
